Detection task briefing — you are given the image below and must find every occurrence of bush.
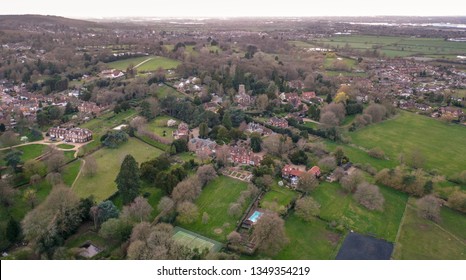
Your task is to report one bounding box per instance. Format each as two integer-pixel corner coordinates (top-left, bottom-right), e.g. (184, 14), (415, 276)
(368, 147), (385, 159)
(354, 182), (384, 211)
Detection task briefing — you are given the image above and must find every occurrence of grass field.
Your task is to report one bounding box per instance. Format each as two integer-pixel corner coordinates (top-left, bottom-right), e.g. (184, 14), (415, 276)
(313, 182), (408, 242)
(154, 84), (186, 99)
(145, 116), (179, 142)
(349, 111), (466, 177)
(392, 198), (466, 259)
(62, 159), (82, 186)
(107, 56), (180, 71)
(179, 176), (250, 242)
(260, 182), (298, 211)
(57, 144), (75, 149)
(80, 109), (137, 136)
(275, 214), (342, 259)
(72, 138), (164, 202)
(315, 35), (466, 58)
(173, 227), (223, 252)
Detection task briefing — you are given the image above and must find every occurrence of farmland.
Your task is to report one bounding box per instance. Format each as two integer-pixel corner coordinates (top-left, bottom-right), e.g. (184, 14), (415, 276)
(72, 138), (164, 202)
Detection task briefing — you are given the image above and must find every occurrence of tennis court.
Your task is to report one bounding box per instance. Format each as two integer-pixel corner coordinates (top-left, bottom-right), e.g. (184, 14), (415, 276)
(172, 227), (223, 252)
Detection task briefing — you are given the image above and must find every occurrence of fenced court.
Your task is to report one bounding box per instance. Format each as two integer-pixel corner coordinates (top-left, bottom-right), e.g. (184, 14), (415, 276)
(173, 227), (223, 253)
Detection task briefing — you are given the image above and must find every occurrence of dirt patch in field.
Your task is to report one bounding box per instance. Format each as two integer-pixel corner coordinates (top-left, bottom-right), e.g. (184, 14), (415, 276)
(214, 228), (223, 235)
(326, 232), (341, 246)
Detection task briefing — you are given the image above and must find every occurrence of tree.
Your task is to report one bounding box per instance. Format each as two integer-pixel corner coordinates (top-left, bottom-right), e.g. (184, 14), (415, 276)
(45, 147), (65, 173)
(97, 200), (119, 224)
(408, 149), (425, 169)
(30, 174), (42, 186)
(354, 182), (385, 211)
(102, 130), (128, 148)
(99, 218), (131, 242)
(364, 104), (387, 123)
(227, 231), (242, 246)
(289, 150), (308, 165)
(6, 218), (21, 243)
(202, 212), (209, 224)
(417, 195), (442, 222)
(199, 122), (209, 139)
(318, 156), (337, 172)
(121, 196), (153, 223)
(256, 94), (269, 111)
(295, 196), (321, 221)
(176, 201), (199, 224)
(129, 116), (147, 130)
(334, 146), (345, 165)
(171, 177), (202, 203)
(334, 91), (348, 104)
(319, 111), (339, 129)
(83, 155), (98, 177)
(0, 179), (17, 207)
(157, 196), (175, 215)
(250, 133), (262, 153)
(196, 164), (217, 186)
(228, 203), (242, 218)
(447, 191), (466, 213)
(46, 172), (63, 186)
(23, 159), (47, 179)
(24, 189), (37, 208)
(368, 147), (385, 159)
(340, 170), (364, 193)
(222, 111), (232, 130)
(321, 103), (346, 123)
(252, 212), (288, 256)
(297, 173), (319, 194)
(127, 223), (187, 260)
(4, 150), (23, 172)
(115, 155), (140, 204)
(215, 144), (229, 167)
(262, 134), (293, 157)
(0, 130), (19, 148)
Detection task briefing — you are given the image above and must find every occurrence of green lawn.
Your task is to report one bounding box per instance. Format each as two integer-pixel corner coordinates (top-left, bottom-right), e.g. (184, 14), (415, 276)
(349, 111), (466, 177)
(392, 198), (466, 259)
(260, 182), (298, 210)
(180, 176), (250, 242)
(145, 116), (178, 142)
(57, 144), (75, 149)
(313, 182), (408, 242)
(72, 138), (164, 202)
(62, 159), (82, 186)
(111, 182), (163, 220)
(275, 214), (342, 259)
(154, 85), (186, 99)
(325, 141), (397, 171)
(18, 144), (47, 161)
(107, 55), (180, 71)
(80, 109), (137, 136)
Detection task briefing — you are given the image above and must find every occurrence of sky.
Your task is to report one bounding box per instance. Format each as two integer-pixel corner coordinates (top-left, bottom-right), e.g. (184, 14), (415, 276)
(2, 0), (465, 18)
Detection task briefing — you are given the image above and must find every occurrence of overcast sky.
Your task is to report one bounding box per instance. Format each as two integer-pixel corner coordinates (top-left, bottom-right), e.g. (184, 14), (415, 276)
(2, 0), (465, 18)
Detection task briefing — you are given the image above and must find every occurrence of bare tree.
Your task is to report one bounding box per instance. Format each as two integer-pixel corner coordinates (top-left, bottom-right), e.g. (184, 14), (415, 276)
(408, 149), (425, 170)
(227, 231), (242, 246)
(417, 195), (442, 222)
(45, 146), (66, 173)
(83, 155), (98, 177)
(215, 145), (230, 167)
(297, 173), (319, 194)
(30, 174), (42, 186)
(129, 116), (147, 130)
(196, 164), (217, 186)
(251, 212), (288, 256)
(46, 172), (63, 186)
(176, 201), (199, 224)
(228, 203), (242, 218)
(121, 196), (153, 222)
(321, 103), (346, 123)
(318, 156), (337, 172)
(354, 182), (385, 211)
(447, 191), (466, 213)
(0, 179), (17, 207)
(172, 176), (202, 203)
(319, 111), (339, 129)
(157, 196), (175, 214)
(256, 94), (269, 111)
(24, 189), (37, 208)
(202, 212), (209, 224)
(340, 170), (364, 193)
(295, 196), (321, 221)
(262, 134), (293, 157)
(364, 104), (387, 123)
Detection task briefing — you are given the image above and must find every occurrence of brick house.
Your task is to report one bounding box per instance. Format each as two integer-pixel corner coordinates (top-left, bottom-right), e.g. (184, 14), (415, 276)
(173, 122), (189, 140)
(302, 91), (317, 101)
(246, 122), (273, 136)
(48, 127), (92, 143)
(269, 117), (288, 128)
(188, 137), (217, 157)
(282, 164), (320, 185)
(229, 145), (262, 166)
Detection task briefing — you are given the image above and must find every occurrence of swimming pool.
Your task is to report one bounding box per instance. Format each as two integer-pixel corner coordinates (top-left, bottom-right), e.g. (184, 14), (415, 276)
(248, 211), (263, 223)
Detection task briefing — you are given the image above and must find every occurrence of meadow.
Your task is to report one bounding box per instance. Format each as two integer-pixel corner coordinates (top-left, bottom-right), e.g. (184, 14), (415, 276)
(107, 56), (180, 71)
(179, 176), (250, 242)
(312, 182), (408, 242)
(348, 111), (466, 177)
(72, 138), (164, 202)
(392, 198), (466, 259)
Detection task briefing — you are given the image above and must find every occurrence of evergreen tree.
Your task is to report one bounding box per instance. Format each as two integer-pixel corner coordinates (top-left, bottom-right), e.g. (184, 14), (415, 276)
(250, 133), (262, 153)
(326, 93), (333, 104)
(199, 122), (208, 139)
(115, 155), (140, 204)
(222, 111), (232, 130)
(6, 218), (21, 243)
